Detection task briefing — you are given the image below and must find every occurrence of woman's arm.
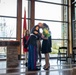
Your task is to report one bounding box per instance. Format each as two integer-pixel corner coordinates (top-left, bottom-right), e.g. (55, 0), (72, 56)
(41, 34), (48, 39)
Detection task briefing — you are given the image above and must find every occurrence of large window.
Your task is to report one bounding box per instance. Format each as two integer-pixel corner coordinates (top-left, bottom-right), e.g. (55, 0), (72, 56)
(20, 0), (69, 58)
(0, 0), (17, 17)
(35, 21), (68, 39)
(35, 2), (62, 21)
(0, 0), (69, 59)
(35, 0), (68, 57)
(0, 18), (17, 38)
(0, 0), (17, 39)
(0, 0), (17, 59)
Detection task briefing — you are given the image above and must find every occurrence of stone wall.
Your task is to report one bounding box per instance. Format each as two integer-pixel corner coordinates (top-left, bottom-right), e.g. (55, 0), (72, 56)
(7, 46), (19, 67)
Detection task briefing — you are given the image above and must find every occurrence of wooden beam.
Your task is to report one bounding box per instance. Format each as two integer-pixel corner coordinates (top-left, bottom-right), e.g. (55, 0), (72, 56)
(68, 0), (72, 55)
(30, 0), (35, 30)
(17, 0), (22, 59)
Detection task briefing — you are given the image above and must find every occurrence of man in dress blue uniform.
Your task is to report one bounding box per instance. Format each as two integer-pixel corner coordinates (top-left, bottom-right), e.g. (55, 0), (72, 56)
(27, 23), (44, 71)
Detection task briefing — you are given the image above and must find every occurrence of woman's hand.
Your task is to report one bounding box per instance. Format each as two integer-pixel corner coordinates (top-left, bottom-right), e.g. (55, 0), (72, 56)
(41, 34), (48, 39)
(41, 34), (44, 39)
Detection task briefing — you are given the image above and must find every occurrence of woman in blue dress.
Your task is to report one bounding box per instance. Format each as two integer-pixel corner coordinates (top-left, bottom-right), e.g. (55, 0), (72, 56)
(41, 23), (52, 70)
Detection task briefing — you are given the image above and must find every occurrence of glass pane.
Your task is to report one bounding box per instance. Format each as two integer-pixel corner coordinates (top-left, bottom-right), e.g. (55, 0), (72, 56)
(0, 17), (17, 38)
(38, 0), (62, 4)
(35, 2), (66, 21)
(21, 19), (28, 38)
(63, 0), (68, 4)
(35, 20), (68, 39)
(36, 0), (68, 4)
(49, 40), (67, 57)
(73, 21), (76, 47)
(22, 0), (28, 18)
(75, 4), (76, 6)
(0, 47), (7, 59)
(0, 0), (17, 17)
(75, 7), (76, 20)
(63, 6), (68, 21)
(21, 38), (68, 58)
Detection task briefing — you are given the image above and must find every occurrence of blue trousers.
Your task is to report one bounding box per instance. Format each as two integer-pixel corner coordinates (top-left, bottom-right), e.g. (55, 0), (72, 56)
(28, 44), (37, 70)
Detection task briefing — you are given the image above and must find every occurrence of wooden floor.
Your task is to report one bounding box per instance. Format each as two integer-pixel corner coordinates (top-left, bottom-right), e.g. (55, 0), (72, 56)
(0, 59), (76, 75)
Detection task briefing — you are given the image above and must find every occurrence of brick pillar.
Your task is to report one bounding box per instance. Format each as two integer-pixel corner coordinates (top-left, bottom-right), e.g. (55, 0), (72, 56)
(7, 46), (19, 67)
(72, 67), (76, 75)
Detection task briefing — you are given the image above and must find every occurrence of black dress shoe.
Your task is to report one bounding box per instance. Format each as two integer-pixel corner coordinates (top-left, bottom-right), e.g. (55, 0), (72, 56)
(25, 62), (28, 67)
(43, 65), (46, 69)
(28, 67), (31, 71)
(44, 66), (50, 70)
(28, 68), (40, 71)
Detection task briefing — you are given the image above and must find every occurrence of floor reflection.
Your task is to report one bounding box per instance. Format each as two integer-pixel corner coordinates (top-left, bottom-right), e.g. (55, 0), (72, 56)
(0, 59), (75, 75)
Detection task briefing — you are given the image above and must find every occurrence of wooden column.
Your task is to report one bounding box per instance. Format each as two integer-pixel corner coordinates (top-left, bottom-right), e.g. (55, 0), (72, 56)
(68, 0), (72, 55)
(30, 0), (35, 30)
(17, 0), (22, 59)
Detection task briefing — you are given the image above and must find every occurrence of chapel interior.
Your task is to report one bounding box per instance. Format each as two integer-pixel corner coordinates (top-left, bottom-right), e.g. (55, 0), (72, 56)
(0, 0), (76, 75)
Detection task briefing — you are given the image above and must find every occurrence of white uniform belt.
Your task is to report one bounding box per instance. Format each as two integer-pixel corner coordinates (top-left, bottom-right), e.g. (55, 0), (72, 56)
(30, 33), (37, 38)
